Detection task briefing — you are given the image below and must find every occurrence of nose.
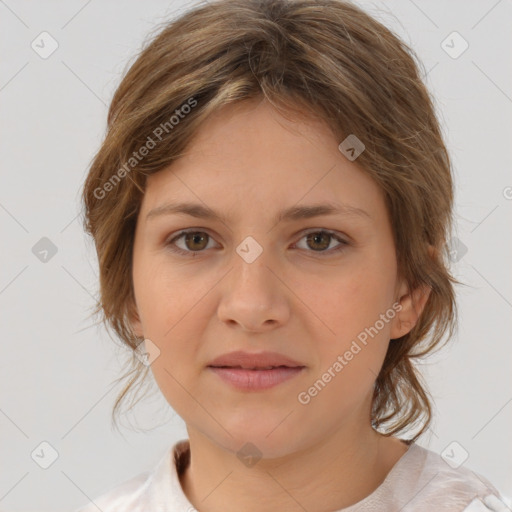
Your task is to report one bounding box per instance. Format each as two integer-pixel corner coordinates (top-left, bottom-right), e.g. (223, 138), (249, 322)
(216, 252), (290, 333)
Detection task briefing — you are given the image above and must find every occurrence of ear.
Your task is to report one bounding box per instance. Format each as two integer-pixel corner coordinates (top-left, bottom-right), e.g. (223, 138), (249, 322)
(389, 245), (435, 340)
(127, 299), (144, 339)
(389, 282), (431, 340)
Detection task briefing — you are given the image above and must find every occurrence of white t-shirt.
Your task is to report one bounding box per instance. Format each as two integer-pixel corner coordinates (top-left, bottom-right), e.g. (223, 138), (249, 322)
(74, 439), (508, 512)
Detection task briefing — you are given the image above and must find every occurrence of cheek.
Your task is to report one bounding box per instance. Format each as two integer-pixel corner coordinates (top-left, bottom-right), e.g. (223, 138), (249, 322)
(304, 265), (395, 379)
(306, 267), (395, 337)
(133, 255), (190, 329)
(146, 326), (204, 416)
(132, 254), (209, 365)
(132, 264), (200, 396)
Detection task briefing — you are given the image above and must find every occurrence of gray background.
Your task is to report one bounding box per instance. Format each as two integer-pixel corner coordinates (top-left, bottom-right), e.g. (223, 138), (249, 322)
(1, 0), (511, 510)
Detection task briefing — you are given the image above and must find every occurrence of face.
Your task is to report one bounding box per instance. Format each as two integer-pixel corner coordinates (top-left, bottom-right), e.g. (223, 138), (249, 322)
(130, 98), (419, 458)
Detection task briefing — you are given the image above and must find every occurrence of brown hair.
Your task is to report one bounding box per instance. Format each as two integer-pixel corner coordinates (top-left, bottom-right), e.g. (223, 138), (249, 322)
(82, 0), (460, 440)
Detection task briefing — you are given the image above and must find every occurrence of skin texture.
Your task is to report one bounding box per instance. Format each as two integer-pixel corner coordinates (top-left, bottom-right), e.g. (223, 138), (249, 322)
(130, 97), (430, 512)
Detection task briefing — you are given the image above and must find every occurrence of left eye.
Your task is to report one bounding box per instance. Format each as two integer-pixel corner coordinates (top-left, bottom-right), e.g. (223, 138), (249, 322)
(166, 229), (348, 256)
(294, 230), (348, 254)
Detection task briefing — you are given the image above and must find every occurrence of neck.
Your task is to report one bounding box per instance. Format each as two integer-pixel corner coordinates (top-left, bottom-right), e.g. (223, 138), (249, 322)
(179, 423), (409, 512)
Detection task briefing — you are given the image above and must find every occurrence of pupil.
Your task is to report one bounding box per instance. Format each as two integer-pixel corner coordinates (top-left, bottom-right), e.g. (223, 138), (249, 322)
(308, 232), (329, 251)
(187, 232), (206, 250)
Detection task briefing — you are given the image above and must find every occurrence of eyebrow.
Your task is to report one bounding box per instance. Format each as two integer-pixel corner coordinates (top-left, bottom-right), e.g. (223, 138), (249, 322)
(146, 201), (371, 224)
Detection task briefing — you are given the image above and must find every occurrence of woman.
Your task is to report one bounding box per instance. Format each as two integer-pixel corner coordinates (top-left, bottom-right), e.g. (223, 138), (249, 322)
(76, 0), (507, 510)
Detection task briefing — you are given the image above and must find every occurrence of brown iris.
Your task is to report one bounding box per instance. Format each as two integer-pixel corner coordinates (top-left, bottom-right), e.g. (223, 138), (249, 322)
(184, 232), (209, 251)
(306, 232), (331, 251)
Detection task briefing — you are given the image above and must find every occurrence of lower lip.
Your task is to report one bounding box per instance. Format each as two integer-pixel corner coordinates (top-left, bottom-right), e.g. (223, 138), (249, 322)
(207, 366), (305, 391)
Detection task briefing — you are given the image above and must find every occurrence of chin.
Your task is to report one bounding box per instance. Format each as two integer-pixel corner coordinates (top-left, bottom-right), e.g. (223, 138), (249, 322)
(207, 419), (310, 462)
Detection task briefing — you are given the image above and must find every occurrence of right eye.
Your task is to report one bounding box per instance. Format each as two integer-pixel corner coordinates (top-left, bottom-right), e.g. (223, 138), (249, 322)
(166, 230), (218, 256)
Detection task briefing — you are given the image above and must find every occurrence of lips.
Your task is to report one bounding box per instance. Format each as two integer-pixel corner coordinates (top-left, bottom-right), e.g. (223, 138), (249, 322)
(207, 350), (305, 370)
(207, 351), (307, 390)
(217, 365), (282, 370)
(208, 365), (305, 391)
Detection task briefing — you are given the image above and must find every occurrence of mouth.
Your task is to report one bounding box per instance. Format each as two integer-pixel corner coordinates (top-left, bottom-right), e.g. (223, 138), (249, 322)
(208, 364), (303, 370)
(207, 350), (305, 369)
(207, 364), (306, 391)
(206, 351), (306, 390)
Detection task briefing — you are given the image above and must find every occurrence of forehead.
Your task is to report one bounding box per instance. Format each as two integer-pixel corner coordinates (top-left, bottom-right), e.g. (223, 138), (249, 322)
(139, 99), (387, 226)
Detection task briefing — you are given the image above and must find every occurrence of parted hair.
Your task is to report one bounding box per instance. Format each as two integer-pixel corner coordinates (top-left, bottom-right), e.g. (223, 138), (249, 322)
(82, 0), (459, 440)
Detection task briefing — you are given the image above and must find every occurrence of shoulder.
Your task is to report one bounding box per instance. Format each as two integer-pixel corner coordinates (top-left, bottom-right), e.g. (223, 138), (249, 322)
(73, 441), (191, 512)
(73, 470), (152, 512)
(393, 443), (509, 512)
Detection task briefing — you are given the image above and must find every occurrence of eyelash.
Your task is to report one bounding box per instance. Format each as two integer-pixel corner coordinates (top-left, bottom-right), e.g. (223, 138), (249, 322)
(164, 229), (349, 258)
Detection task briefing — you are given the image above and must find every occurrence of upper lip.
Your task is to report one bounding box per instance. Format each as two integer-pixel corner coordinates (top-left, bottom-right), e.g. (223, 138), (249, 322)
(207, 350), (305, 370)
